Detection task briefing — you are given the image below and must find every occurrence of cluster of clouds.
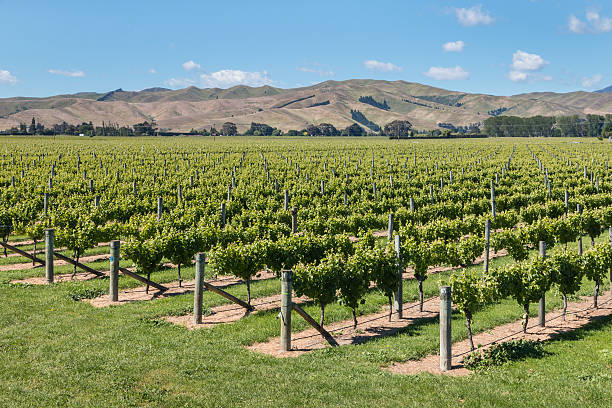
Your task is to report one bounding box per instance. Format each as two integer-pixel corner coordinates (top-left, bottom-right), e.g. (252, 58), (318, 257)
(48, 69), (85, 77)
(569, 11), (612, 34)
(0, 70), (18, 84)
(166, 61), (272, 88)
(508, 50), (550, 82)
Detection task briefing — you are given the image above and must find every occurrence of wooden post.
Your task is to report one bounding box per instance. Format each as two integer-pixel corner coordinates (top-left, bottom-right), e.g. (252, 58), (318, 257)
(388, 213), (394, 241)
(220, 203), (226, 228)
(283, 190), (289, 211)
(194, 252), (205, 325)
(490, 180), (496, 220)
(280, 270), (292, 352)
(430, 185), (434, 202)
(410, 197), (414, 212)
(157, 197), (163, 221)
(94, 196), (100, 208)
(110, 240), (120, 302)
(44, 193), (49, 215)
(440, 286), (452, 372)
(393, 235), (402, 319)
(373, 182), (377, 199)
(538, 241), (547, 327)
(483, 219), (491, 275)
(321, 180), (325, 196)
(45, 229), (54, 284)
(565, 189), (569, 213)
(577, 204), (583, 255)
(291, 208), (297, 234)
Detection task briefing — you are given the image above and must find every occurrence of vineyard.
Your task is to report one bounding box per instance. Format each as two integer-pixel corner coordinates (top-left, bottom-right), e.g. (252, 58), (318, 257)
(1, 135), (612, 407)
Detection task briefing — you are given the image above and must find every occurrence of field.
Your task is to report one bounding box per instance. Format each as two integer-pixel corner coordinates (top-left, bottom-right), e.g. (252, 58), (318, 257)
(1, 135), (612, 407)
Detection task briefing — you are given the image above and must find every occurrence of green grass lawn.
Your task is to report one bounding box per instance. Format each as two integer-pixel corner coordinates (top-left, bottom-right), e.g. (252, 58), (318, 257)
(1, 234), (611, 407)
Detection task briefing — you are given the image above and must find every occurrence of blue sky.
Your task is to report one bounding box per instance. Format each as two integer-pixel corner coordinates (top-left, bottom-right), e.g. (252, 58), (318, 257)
(0, 1), (610, 97)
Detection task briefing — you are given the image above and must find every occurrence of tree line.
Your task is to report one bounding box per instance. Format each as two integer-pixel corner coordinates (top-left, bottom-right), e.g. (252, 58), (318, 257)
(483, 114), (612, 138)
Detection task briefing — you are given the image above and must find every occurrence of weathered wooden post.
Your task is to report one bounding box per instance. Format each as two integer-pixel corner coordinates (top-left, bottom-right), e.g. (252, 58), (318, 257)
(564, 189), (569, 213)
(280, 270), (292, 352)
(110, 240), (120, 302)
(194, 252), (205, 325)
(373, 182), (377, 199)
(283, 190), (289, 211)
(440, 286), (452, 372)
(157, 197), (163, 221)
(490, 180), (496, 220)
(94, 196), (100, 208)
(388, 213), (394, 241)
(410, 197), (414, 212)
(577, 204), (583, 255)
(291, 208), (297, 234)
(45, 229), (54, 284)
(394, 235), (403, 319)
(220, 203), (226, 228)
(483, 219), (491, 274)
(538, 241), (546, 327)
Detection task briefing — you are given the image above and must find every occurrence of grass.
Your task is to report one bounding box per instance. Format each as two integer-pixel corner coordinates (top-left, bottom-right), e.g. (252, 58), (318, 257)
(0, 233), (611, 407)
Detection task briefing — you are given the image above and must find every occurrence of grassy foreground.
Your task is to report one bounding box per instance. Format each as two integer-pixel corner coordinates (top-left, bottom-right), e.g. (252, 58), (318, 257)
(1, 236), (612, 407)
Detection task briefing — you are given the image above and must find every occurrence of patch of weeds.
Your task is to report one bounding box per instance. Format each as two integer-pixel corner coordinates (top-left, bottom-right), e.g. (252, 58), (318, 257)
(464, 340), (548, 370)
(67, 287), (105, 301)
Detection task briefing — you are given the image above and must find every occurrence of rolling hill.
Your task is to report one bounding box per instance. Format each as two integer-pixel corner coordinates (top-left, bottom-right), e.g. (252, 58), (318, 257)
(1, 79), (612, 133)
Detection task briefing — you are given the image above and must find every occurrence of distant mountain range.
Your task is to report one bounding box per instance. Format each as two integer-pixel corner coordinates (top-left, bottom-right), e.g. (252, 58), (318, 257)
(1, 79), (612, 132)
(596, 85), (612, 93)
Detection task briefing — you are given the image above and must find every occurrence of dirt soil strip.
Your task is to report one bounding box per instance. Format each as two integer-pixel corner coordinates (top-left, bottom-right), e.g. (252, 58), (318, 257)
(87, 269), (278, 308)
(247, 296), (441, 357)
(164, 293), (310, 329)
(385, 293), (612, 377)
(3, 253), (111, 273)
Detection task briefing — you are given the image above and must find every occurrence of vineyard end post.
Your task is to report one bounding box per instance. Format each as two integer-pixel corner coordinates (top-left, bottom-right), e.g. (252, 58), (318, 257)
(194, 252), (206, 325)
(280, 270), (292, 352)
(157, 197), (163, 221)
(538, 241), (546, 327)
(483, 219), (491, 275)
(440, 286), (452, 371)
(110, 240), (120, 302)
(393, 235), (403, 319)
(45, 229), (54, 284)
(291, 208), (297, 234)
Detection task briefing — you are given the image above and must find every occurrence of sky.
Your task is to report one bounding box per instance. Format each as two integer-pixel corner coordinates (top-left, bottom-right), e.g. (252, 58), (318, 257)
(0, 1), (610, 98)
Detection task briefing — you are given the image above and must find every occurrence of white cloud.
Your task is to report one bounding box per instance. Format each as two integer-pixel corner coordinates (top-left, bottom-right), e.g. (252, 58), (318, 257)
(364, 60), (402, 72)
(581, 74), (603, 88)
(149, 68), (157, 74)
(182, 60), (201, 71)
(454, 5), (494, 26)
(297, 66), (335, 76)
(48, 69), (85, 77)
(424, 66), (469, 80)
(165, 78), (197, 87)
(200, 69), (272, 88)
(569, 11), (612, 33)
(0, 70), (18, 84)
(509, 70), (528, 82)
(569, 14), (587, 33)
(442, 40), (465, 52)
(586, 11), (612, 32)
(511, 50), (548, 71)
